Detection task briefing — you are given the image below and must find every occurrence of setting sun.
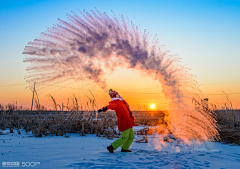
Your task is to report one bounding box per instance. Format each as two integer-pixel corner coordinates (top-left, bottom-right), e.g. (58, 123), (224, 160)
(150, 104), (156, 110)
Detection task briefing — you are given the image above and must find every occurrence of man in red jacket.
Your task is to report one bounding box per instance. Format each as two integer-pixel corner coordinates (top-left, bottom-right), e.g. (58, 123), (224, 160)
(97, 89), (135, 153)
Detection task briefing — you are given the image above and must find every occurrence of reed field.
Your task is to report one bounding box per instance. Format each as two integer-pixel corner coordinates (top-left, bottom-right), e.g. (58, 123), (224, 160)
(215, 109), (240, 145)
(0, 108), (165, 140)
(0, 95), (239, 145)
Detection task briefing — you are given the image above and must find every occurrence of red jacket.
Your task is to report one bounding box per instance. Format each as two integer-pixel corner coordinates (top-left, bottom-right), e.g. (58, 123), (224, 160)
(106, 98), (135, 132)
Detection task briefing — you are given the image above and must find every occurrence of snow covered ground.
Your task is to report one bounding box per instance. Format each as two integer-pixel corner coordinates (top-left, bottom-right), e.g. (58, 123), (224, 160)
(1, 128), (240, 169)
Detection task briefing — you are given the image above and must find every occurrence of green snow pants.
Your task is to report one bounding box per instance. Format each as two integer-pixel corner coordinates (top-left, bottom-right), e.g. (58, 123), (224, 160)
(111, 128), (135, 150)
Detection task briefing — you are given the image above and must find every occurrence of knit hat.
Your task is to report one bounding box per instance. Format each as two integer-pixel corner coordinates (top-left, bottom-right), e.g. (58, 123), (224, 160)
(109, 89), (119, 98)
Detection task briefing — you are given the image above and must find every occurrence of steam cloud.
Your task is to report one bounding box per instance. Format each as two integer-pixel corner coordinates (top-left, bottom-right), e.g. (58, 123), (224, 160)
(23, 9), (219, 144)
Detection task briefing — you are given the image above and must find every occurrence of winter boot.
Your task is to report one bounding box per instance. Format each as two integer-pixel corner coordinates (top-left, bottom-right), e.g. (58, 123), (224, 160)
(121, 148), (132, 152)
(107, 145), (114, 153)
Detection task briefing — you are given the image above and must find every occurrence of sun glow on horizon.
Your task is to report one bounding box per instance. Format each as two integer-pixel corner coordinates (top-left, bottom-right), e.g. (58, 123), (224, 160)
(150, 104), (156, 110)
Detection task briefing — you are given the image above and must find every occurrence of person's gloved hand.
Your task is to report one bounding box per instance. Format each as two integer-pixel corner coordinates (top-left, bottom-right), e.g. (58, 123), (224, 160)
(97, 107), (107, 113)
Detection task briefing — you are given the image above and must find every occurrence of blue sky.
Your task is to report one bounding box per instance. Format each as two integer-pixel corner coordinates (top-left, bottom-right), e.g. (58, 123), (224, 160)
(0, 0), (240, 108)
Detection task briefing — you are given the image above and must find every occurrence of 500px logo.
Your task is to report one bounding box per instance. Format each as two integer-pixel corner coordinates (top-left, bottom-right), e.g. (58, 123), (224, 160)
(22, 162), (40, 167)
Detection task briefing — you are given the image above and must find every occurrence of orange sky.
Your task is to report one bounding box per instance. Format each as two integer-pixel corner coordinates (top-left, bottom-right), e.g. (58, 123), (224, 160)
(0, 67), (239, 111)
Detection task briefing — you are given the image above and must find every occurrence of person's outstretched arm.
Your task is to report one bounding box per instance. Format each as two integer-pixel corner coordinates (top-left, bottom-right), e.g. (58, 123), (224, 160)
(97, 102), (117, 113)
(97, 107), (107, 113)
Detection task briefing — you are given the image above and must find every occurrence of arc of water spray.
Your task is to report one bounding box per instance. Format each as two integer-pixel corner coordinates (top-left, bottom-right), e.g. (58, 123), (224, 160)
(23, 9), (219, 144)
